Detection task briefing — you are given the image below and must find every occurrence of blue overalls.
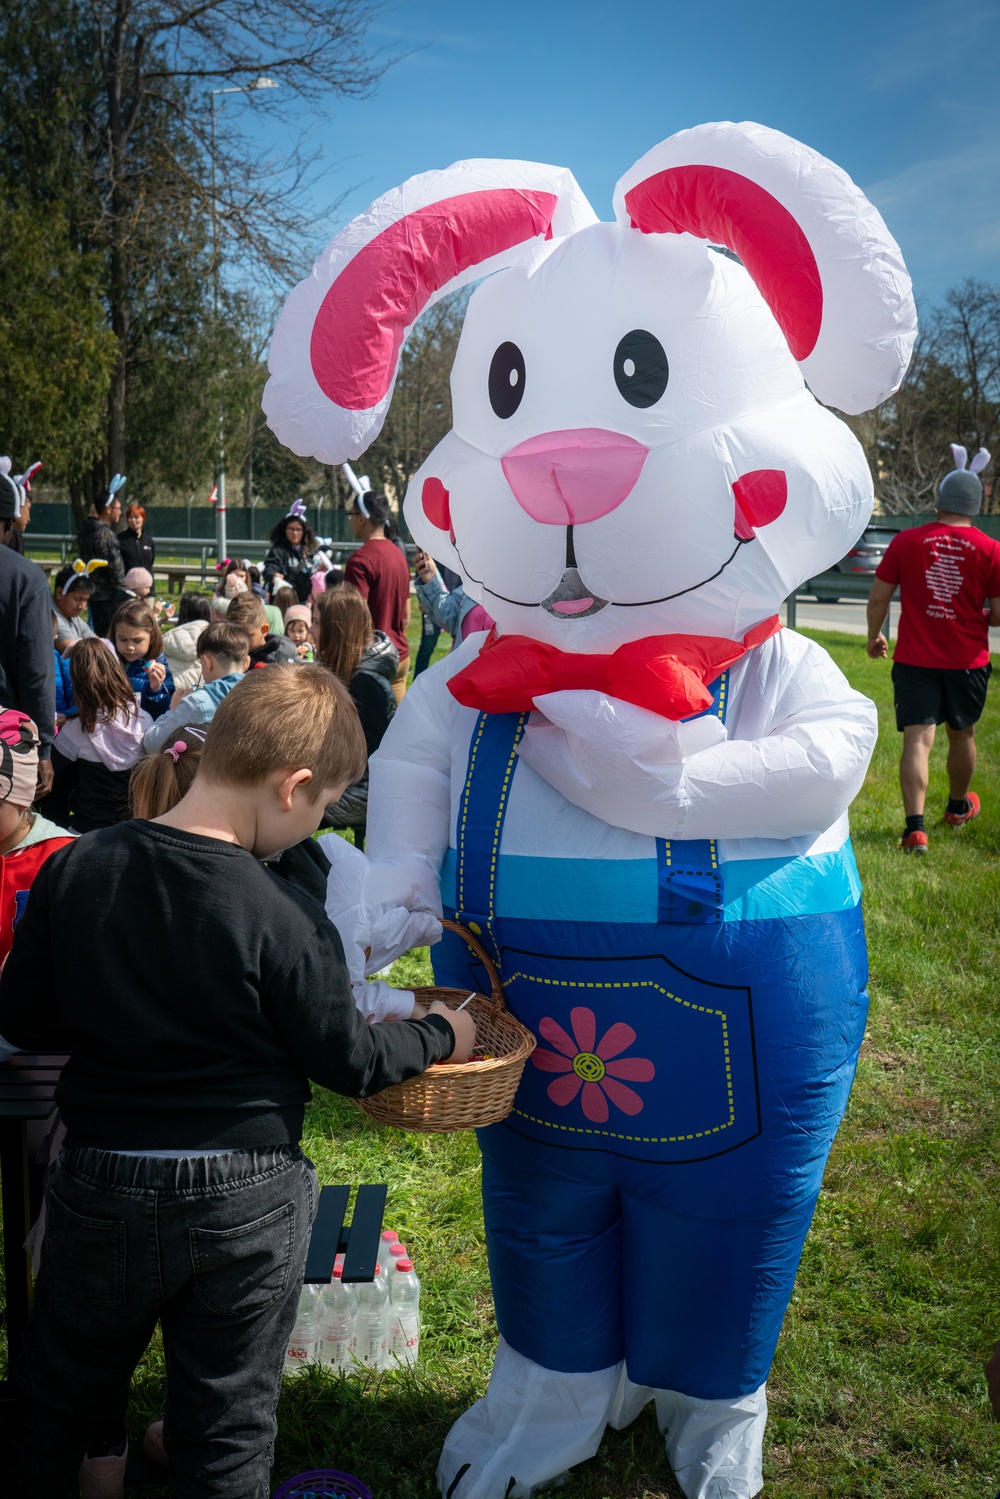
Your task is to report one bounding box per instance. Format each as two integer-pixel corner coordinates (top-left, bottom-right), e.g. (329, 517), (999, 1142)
(433, 675), (869, 1400)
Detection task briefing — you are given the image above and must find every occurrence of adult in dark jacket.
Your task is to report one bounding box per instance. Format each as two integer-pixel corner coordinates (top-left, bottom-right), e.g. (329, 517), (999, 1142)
(263, 501), (316, 603)
(78, 479), (129, 636)
(117, 503), (156, 574)
(0, 471), (55, 796)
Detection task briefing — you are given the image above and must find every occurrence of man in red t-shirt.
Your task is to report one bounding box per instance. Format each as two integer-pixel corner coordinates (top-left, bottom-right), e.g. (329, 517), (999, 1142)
(866, 460), (1000, 852)
(344, 491), (411, 701)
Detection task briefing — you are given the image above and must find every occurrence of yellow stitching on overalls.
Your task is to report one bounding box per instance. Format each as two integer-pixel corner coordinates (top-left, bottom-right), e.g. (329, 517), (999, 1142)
(457, 713), (487, 915)
(505, 974), (736, 1142)
(488, 713), (527, 923)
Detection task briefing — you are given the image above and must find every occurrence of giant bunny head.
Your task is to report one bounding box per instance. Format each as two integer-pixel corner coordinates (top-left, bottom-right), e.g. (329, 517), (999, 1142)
(264, 122), (916, 646)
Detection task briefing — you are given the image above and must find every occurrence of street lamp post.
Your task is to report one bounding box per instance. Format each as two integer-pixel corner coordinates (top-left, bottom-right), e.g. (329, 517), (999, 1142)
(209, 76), (279, 564)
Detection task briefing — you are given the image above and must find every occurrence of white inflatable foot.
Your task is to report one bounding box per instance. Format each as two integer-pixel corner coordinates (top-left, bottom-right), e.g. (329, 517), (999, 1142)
(438, 1339), (622, 1499)
(655, 1383), (767, 1499)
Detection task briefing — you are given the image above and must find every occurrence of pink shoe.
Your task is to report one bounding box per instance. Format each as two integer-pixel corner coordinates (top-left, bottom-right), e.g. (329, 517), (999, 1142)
(143, 1420), (168, 1466)
(79, 1443), (128, 1499)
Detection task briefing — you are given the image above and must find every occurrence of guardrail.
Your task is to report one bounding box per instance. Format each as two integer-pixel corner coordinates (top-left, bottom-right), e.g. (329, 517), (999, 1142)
(27, 534), (877, 616)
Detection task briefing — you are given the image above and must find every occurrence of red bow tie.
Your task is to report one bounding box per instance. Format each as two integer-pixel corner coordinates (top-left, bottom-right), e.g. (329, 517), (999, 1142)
(448, 617), (781, 721)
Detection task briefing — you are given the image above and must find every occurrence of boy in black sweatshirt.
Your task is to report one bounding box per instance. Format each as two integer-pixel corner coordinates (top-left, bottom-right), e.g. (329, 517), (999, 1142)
(0, 663), (474, 1498)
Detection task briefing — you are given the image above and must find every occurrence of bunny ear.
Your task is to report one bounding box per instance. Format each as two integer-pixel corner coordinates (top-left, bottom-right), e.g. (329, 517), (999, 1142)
(0, 457), (11, 477)
(108, 473), (127, 496)
(264, 159), (597, 463)
(970, 447), (991, 474)
(950, 443), (969, 471)
(614, 121), (916, 414)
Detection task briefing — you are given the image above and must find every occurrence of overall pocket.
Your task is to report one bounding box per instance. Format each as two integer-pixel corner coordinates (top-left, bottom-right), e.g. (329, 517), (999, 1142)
(496, 939), (761, 1165)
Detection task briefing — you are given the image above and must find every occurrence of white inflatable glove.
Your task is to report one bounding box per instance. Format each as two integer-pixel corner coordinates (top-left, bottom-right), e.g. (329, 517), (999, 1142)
(520, 665), (876, 842)
(517, 691), (727, 839)
(320, 833), (442, 1022)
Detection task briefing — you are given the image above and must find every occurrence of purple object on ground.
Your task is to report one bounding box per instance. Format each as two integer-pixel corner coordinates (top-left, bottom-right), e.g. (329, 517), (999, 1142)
(273, 1471), (373, 1499)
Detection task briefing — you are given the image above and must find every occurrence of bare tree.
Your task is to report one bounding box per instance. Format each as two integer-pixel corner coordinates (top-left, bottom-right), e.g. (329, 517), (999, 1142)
(842, 280), (1000, 514)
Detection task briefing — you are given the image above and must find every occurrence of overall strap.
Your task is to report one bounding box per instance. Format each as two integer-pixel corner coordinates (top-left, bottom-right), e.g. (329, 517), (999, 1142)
(455, 710), (527, 961)
(656, 670), (729, 925)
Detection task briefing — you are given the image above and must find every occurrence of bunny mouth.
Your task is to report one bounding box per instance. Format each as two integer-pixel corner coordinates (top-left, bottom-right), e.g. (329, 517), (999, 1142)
(456, 536), (747, 612)
(539, 568), (608, 618)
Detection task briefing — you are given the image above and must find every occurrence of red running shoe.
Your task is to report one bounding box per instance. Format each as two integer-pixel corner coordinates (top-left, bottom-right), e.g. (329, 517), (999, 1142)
(899, 829), (929, 854)
(944, 791), (980, 827)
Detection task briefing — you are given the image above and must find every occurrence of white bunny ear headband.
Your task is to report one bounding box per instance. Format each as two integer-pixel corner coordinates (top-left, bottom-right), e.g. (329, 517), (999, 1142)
(341, 462), (372, 518)
(263, 121), (917, 463)
(949, 443), (991, 474)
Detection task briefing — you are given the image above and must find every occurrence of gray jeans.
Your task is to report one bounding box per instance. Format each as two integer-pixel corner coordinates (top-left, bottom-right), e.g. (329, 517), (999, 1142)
(11, 1144), (317, 1497)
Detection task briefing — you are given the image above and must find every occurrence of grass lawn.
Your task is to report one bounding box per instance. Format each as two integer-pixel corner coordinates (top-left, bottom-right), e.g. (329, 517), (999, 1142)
(5, 627), (1000, 1496)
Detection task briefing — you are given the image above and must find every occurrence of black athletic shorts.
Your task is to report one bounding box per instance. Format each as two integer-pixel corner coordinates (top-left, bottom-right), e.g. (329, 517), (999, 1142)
(892, 661), (993, 732)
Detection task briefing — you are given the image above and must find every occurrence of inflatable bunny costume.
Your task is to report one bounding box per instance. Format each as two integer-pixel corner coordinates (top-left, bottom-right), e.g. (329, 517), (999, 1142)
(265, 122), (915, 1498)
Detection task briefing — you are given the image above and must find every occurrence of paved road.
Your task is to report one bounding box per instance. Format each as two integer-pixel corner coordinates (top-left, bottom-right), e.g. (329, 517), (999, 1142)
(788, 598), (1000, 654)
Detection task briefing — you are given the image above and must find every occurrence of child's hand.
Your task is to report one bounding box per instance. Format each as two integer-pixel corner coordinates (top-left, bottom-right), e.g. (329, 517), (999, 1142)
(169, 687), (192, 709)
(296, 643), (312, 659)
(429, 999), (476, 1062)
(147, 661), (166, 693)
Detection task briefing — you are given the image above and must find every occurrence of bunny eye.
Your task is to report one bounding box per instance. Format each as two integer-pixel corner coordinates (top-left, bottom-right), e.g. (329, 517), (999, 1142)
(488, 342), (526, 419)
(614, 329), (669, 408)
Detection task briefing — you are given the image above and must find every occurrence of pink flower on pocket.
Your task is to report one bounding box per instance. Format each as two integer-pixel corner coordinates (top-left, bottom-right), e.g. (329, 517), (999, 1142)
(530, 1005), (655, 1123)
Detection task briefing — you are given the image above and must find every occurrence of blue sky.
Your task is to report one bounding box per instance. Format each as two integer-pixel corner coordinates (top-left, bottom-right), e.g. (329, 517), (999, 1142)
(236, 0), (999, 311)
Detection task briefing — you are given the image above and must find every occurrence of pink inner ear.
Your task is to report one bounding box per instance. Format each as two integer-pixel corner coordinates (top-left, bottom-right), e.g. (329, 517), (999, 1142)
(625, 166), (822, 361)
(311, 189), (559, 411)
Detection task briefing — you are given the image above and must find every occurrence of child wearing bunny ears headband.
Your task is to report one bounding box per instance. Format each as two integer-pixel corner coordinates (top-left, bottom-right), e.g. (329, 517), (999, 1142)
(867, 441), (1000, 851)
(0, 710), (73, 969)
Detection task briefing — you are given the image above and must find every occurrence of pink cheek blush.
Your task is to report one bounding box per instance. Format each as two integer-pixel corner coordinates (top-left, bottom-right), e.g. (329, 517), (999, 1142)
(421, 476), (451, 532)
(732, 469), (788, 541)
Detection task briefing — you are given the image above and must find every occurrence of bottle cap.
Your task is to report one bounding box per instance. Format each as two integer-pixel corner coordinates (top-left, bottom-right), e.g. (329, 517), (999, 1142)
(396, 1259), (414, 1272)
(390, 1242), (408, 1258)
(332, 1264), (343, 1278)
(380, 1230), (399, 1245)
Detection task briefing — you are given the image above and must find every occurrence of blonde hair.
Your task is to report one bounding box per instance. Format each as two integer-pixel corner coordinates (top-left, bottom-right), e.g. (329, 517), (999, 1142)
(69, 639), (138, 734)
(130, 730), (204, 819)
(315, 585), (372, 685)
(199, 664), (366, 794)
(225, 593), (267, 633)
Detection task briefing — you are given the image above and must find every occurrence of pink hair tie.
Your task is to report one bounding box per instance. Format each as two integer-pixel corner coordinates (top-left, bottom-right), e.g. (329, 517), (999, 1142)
(163, 741), (188, 764)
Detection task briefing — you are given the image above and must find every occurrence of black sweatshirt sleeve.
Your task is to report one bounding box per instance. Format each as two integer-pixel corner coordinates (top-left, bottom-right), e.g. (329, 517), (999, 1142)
(264, 914), (455, 1097)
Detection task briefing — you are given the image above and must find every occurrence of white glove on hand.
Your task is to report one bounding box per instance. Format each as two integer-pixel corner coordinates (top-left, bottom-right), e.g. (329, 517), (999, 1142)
(320, 833), (443, 1021)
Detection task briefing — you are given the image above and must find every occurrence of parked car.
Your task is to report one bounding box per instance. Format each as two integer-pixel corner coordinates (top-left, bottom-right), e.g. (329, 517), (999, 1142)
(811, 526), (897, 602)
(833, 526), (896, 575)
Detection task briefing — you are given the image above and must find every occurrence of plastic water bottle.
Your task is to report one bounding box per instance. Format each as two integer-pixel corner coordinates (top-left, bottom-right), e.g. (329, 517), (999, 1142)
(354, 1264), (388, 1369)
(389, 1259), (421, 1367)
(387, 1241), (409, 1277)
(284, 1284), (319, 1374)
(316, 1267), (354, 1373)
(379, 1229), (400, 1268)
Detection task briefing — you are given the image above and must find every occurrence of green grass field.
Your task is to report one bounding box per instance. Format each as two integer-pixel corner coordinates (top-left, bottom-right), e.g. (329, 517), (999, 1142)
(6, 627), (1000, 1496)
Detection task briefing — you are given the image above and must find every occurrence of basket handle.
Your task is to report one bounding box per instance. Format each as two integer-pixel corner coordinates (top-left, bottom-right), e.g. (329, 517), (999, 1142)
(440, 918), (507, 1013)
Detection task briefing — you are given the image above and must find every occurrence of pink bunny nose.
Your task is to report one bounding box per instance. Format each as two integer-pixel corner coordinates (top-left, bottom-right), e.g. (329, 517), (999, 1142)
(501, 428), (649, 525)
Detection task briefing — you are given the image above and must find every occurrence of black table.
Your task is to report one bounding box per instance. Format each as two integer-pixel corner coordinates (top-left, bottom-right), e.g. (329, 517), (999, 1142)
(0, 1052), (66, 1389)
